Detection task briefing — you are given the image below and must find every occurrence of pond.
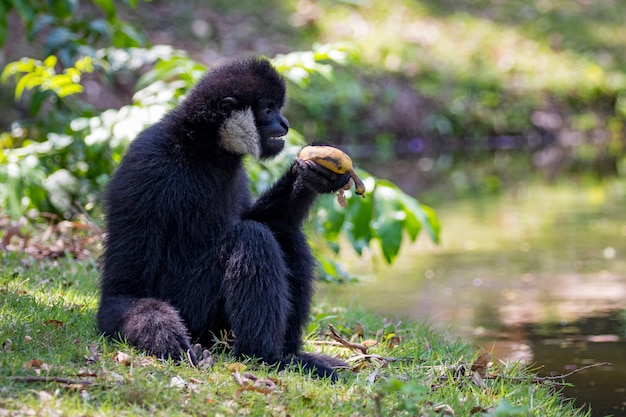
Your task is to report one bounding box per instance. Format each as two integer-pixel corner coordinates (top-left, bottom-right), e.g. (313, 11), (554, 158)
(319, 181), (626, 417)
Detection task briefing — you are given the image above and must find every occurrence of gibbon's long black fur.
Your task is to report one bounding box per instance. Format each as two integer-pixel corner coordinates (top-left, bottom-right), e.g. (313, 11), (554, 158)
(97, 58), (350, 380)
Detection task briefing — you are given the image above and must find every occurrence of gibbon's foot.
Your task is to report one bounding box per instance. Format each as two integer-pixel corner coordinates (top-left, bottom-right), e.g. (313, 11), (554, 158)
(192, 344), (214, 369)
(281, 352), (349, 382)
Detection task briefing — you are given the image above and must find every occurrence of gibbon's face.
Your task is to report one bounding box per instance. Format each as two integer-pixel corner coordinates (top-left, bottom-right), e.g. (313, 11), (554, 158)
(254, 98), (289, 159)
(218, 97), (289, 160)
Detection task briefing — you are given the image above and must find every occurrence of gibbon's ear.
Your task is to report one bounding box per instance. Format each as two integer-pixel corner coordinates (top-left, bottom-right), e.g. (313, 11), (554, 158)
(219, 97), (238, 112)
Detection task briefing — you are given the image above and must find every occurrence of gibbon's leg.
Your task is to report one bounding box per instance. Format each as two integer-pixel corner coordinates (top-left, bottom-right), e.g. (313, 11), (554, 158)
(277, 230), (315, 356)
(219, 220), (291, 364)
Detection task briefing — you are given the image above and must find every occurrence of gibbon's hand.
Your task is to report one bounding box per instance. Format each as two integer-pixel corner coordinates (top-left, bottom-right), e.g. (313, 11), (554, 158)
(293, 156), (351, 194)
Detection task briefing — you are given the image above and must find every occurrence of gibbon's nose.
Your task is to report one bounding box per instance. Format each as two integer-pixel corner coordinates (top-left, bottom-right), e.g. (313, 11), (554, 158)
(280, 115), (290, 133)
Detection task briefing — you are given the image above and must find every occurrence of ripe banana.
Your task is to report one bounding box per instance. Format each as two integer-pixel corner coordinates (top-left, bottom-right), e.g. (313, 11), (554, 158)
(297, 145), (366, 197)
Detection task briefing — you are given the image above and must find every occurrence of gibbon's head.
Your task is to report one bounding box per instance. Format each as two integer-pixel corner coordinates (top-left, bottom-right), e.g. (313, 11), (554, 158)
(182, 57), (289, 159)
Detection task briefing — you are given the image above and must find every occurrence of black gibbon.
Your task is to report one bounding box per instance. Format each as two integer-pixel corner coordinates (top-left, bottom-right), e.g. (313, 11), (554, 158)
(97, 58), (350, 380)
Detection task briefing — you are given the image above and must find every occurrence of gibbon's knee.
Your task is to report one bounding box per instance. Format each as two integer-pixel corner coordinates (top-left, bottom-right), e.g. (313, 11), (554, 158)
(221, 220), (288, 283)
(97, 296), (194, 362)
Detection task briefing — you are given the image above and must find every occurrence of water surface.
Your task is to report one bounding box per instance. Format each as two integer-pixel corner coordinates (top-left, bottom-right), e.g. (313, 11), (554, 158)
(319, 182), (626, 416)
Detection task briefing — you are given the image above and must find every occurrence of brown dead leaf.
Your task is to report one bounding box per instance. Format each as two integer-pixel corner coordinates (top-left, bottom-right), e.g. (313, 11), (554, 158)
(43, 319), (65, 328)
(362, 339), (378, 348)
(77, 369), (98, 378)
(351, 361), (371, 373)
(2, 339), (12, 353)
(65, 383), (89, 392)
(433, 404), (455, 415)
(84, 343), (100, 364)
(169, 376), (186, 389)
(387, 335), (402, 347)
(231, 370), (278, 399)
(233, 385), (274, 399)
(225, 362), (247, 373)
(100, 370), (124, 384)
(337, 189), (347, 207)
(38, 390), (54, 403)
(23, 359), (44, 369)
(113, 351), (132, 366)
(0, 214), (102, 261)
(471, 352), (491, 379)
(470, 371), (487, 388)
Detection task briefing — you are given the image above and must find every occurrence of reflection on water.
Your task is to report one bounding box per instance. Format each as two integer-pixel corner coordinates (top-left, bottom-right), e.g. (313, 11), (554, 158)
(319, 182), (626, 416)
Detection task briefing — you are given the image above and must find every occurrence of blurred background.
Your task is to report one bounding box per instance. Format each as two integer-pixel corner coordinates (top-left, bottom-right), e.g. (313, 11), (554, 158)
(1, 1), (626, 415)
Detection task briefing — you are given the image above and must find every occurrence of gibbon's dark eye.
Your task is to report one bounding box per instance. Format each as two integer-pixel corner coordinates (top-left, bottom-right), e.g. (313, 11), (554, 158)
(219, 97), (238, 112)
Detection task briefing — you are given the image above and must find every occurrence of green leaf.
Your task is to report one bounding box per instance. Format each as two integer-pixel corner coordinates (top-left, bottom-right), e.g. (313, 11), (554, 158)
(113, 22), (146, 47)
(89, 19), (112, 38)
(318, 196), (346, 242)
(344, 186), (374, 255)
(401, 202), (422, 242)
(92, 0), (116, 19)
(372, 183), (405, 263)
(0, 1), (7, 46)
(10, 0), (35, 28)
(28, 90), (53, 115)
(6, 163), (23, 218)
(30, 14), (56, 39)
(44, 27), (74, 51)
(398, 191), (441, 244)
(51, 0), (77, 18)
(316, 255), (355, 283)
(284, 66), (311, 88)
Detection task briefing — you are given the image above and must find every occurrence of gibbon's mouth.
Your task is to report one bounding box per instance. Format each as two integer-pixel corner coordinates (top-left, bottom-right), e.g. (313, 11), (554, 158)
(270, 135), (286, 141)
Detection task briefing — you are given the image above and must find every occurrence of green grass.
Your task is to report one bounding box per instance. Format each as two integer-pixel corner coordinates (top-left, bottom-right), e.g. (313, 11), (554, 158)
(0, 252), (589, 416)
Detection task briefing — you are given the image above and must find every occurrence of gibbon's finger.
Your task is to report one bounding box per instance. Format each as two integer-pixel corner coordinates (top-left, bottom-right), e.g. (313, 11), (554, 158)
(297, 146), (366, 196)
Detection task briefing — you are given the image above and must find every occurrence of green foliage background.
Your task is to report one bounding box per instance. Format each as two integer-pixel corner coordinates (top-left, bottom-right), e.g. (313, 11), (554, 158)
(4, 0), (626, 276)
(0, 1), (440, 281)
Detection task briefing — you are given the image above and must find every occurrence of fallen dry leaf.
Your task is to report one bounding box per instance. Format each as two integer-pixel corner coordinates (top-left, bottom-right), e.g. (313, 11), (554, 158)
(169, 376), (186, 389)
(233, 384), (274, 399)
(84, 343), (100, 364)
(76, 369), (98, 378)
(42, 319), (64, 328)
(470, 406), (489, 415)
(337, 189), (347, 207)
(38, 391), (54, 403)
(387, 334), (402, 347)
(231, 370), (278, 399)
(23, 359), (44, 369)
(362, 339), (378, 348)
(471, 352), (491, 379)
(113, 351), (132, 366)
(0, 214), (102, 261)
(225, 362), (247, 373)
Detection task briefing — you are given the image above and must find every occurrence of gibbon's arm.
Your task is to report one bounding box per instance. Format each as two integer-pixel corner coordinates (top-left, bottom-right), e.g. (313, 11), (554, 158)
(244, 159), (350, 230)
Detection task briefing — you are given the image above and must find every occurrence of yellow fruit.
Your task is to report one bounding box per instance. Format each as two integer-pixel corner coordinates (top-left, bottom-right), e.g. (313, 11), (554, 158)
(297, 146), (366, 197)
